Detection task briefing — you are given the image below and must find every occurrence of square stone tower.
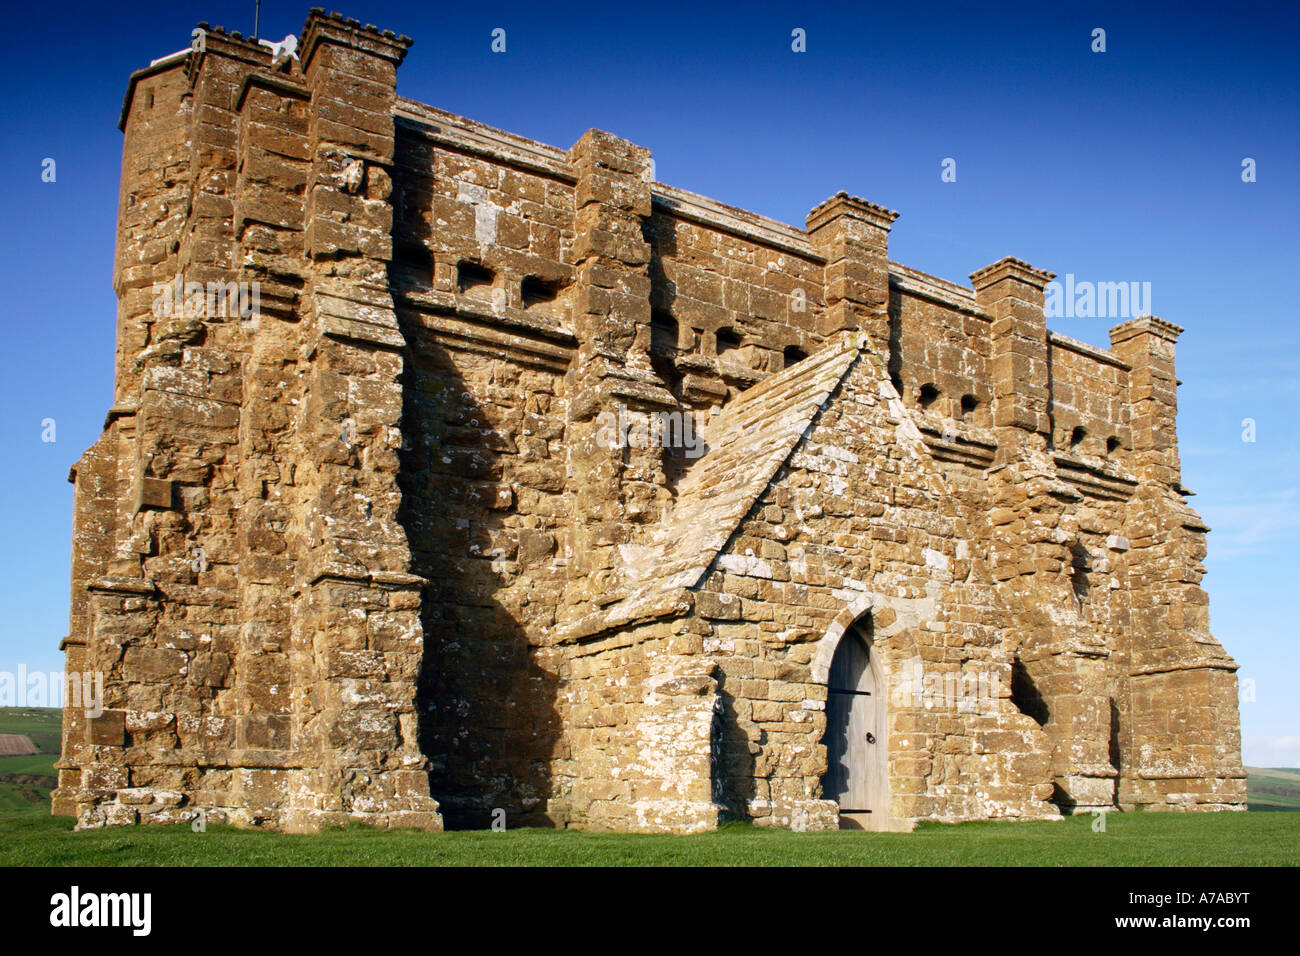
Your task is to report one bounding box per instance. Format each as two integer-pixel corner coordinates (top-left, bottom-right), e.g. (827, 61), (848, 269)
(55, 9), (1244, 833)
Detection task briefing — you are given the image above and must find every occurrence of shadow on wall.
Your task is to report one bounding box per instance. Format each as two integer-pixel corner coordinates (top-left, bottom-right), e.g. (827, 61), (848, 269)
(715, 687), (757, 820)
(396, 328), (564, 830)
(888, 285), (904, 397)
(1109, 697), (1122, 782)
(1010, 657), (1050, 728)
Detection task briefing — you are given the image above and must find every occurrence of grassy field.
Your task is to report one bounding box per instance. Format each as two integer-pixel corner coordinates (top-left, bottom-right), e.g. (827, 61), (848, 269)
(1, 806), (1297, 866)
(2, 708), (1295, 865)
(0, 708), (59, 813)
(0, 706), (62, 744)
(1243, 767), (1300, 810)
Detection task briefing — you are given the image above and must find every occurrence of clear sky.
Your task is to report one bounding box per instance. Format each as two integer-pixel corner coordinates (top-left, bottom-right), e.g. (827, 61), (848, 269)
(1, 0), (1295, 764)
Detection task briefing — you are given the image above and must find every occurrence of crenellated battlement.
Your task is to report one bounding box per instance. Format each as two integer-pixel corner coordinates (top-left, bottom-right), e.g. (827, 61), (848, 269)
(382, 100), (1169, 483)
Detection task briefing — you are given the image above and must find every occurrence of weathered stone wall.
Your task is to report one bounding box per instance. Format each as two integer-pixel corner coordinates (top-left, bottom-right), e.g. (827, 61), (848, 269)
(1110, 318), (1244, 810)
(888, 277), (993, 425)
(57, 8), (1244, 833)
(556, 624), (720, 833)
(60, 14), (441, 832)
(388, 106), (577, 825)
(646, 207), (829, 403)
(1047, 338), (1129, 458)
(397, 337), (570, 825)
(693, 339), (1058, 827)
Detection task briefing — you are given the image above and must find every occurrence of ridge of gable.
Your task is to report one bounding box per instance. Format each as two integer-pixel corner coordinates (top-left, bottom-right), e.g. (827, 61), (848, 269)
(559, 331), (869, 643)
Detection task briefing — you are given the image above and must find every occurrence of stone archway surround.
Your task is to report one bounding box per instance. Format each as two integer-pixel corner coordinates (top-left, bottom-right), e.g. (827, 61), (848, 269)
(807, 589), (935, 832)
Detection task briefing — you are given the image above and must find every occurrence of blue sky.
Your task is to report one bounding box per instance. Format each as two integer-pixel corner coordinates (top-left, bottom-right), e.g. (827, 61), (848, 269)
(0, 0), (1295, 764)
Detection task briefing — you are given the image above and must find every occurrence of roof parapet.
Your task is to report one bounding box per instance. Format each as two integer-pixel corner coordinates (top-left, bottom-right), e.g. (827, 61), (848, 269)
(186, 21), (274, 83)
(969, 256), (1055, 291)
(806, 191), (899, 233)
(120, 20), (275, 131)
(1109, 314), (1184, 345)
(299, 8), (412, 71)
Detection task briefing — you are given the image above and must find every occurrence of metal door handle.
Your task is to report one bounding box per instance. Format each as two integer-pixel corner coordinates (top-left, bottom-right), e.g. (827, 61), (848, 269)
(865, 732), (875, 744)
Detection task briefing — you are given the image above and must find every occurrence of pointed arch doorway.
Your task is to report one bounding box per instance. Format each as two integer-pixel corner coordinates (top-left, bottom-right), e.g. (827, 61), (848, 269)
(822, 618), (889, 830)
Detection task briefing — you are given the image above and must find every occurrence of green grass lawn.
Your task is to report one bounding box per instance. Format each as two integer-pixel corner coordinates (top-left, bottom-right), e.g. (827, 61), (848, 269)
(0, 753), (58, 776)
(0, 707), (62, 750)
(1, 807), (1296, 867)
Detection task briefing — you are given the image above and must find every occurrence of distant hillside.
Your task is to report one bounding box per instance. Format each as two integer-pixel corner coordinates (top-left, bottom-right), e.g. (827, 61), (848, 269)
(1246, 766), (1300, 811)
(0, 708), (59, 811)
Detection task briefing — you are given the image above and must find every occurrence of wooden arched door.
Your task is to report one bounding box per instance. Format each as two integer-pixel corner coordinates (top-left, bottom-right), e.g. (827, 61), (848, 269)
(822, 622), (888, 829)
